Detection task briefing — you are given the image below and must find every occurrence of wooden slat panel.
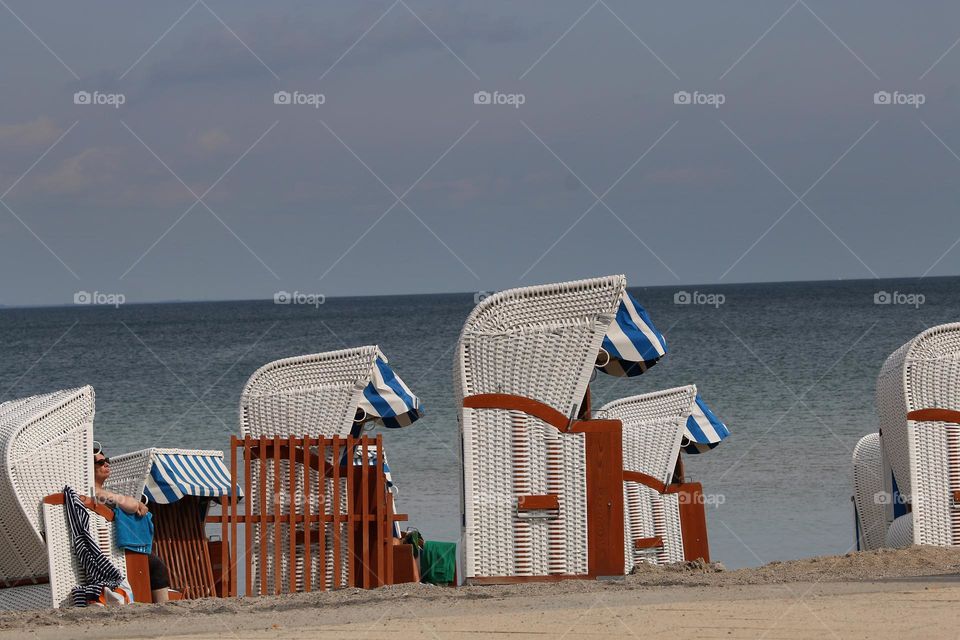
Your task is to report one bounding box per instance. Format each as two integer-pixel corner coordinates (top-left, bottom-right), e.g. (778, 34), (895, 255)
(332, 438), (341, 589)
(244, 436), (252, 597)
(273, 436), (281, 595)
(361, 436), (370, 588)
(258, 436), (267, 596)
(288, 437), (296, 594)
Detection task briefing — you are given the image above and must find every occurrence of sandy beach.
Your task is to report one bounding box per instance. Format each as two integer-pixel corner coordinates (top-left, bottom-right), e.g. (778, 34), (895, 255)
(4, 547), (959, 639)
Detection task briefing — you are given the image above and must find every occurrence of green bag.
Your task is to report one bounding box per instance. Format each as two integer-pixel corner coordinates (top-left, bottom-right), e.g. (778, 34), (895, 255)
(419, 541), (456, 584)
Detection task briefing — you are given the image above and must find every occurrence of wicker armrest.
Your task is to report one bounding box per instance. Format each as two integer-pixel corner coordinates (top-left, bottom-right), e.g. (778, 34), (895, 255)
(907, 408), (960, 424)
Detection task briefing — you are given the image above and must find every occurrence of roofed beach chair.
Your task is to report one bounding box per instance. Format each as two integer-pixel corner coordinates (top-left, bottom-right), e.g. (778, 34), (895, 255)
(104, 448), (237, 599)
(237, 346), (421, 594)
(875, 323), (960, 547)
(598, 385), (729, 571)
(456, 275), (669, 582)
(0, 386), (140, 610)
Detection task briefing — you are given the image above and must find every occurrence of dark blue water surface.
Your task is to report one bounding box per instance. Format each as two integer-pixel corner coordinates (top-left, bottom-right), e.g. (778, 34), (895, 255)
(1, 277), (957, 569)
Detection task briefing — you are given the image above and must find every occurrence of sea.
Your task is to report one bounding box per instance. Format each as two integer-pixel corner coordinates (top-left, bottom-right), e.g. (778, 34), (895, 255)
(1, 276), (957, 570)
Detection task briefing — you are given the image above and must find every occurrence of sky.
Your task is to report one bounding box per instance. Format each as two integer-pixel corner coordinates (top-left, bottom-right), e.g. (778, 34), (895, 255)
(1, 1), (959, 305)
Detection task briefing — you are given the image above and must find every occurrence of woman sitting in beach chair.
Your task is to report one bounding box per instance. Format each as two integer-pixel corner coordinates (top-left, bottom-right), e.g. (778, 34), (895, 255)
(93, 449), (171, 603)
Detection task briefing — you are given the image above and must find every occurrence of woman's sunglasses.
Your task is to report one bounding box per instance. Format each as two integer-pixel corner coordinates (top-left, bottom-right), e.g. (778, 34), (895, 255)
(94, 457), (110, 467)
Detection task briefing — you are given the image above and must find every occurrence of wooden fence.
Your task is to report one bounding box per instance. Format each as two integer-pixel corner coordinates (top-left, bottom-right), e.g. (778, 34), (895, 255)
(215, 435), (406, 596)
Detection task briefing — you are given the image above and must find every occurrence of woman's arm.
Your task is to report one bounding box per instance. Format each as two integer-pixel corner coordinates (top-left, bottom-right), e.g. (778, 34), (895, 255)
(94, 487), (148, 516)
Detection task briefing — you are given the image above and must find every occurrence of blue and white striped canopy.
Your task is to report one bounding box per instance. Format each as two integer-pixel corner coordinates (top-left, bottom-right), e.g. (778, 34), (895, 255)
(682, 395), (730, 454)
(356, 357), (423, 429)
(599, 291), (668, 377)
(144, 452), (241, 504)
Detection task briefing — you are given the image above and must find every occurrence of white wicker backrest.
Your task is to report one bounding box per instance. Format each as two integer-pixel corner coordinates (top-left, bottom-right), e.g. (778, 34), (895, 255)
(877, 323), (960, 502)
(0, 386), (95, 583)
(42, 501), (126, 609)
(456, 275), (625, 578)
(240, 346), (381, 438)
(102, 448), (155, 501)
(597, 385), (696, 486)
(456, 275), (625, 412)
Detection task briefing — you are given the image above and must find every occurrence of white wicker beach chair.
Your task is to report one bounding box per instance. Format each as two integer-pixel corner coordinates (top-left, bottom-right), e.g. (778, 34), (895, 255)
(876, 323), (960, 546)
(851, 433), (891, 551)
(456, 275), (625, 580)
(598, 386), (694, 571)
(0, 386), (128, 610)
(238, 346), (419, 594)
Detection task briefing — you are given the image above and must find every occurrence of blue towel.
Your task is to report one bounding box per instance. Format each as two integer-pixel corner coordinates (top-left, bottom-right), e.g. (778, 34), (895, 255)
(113, 508), (154, 555)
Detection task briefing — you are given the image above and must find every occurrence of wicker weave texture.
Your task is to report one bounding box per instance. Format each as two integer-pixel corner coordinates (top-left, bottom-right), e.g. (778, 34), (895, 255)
(0, 387), (95, 586)
(457, 276), (625, 578)
(240, 347), (382, 438)
(851, 433), (889, 551)
(598, 386), (695, 486)
(876, 323), (960, 546)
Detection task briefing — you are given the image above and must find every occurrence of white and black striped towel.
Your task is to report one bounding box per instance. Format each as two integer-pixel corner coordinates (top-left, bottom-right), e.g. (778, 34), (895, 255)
(63, 485), (124, 607)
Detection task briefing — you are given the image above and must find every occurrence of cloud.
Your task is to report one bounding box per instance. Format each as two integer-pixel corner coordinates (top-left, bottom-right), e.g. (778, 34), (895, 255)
(128, 7), (527, 93)
(0, 117), (63, 148)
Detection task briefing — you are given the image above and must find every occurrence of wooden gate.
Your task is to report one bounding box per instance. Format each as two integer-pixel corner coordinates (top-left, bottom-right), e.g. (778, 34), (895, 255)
(217, 435), (406, 596)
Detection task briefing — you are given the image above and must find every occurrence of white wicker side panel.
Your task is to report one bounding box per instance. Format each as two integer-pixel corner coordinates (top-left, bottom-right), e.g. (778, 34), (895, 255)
(1, 387), (94, 584)
(877, 341), (913, 502)
(660, 494), (684, 564)
(623, 481), (656, 572)
(42, 502), (126, 609)
(560, 431), (587, 575)
(911, 420), (957, 546)
(852, 433), (889, 550)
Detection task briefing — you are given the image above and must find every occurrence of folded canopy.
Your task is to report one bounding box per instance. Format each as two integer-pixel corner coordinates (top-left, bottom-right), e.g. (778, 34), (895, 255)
(144, 451), (240, 504)
(599, 291), (668, 377)
(356, 356), (423, 429)
(682, 395), (730, 454)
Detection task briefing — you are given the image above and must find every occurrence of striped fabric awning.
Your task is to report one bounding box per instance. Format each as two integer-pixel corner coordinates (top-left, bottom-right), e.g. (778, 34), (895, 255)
(682, 395), (730, 454)
(144, 452), (240, 504)
(356, 357), (423, 429)
(599, 291), (668, 377)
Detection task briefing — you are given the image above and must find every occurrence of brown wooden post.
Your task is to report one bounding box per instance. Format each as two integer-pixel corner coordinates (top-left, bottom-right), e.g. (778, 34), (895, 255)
(346, 436), (355, 588)
(244, 435), (252, 597)
(360, 436), (370, 588)
(288, 436), (297, 594)
(319, 438), (327, 592)
(272, 436), (282, 595)
(258, 436), (267, 596)
(226, 435), (235, 596)
(303, 434), (312, 593)
(573, 420), (625, 577)
(375, 434), (385, 586)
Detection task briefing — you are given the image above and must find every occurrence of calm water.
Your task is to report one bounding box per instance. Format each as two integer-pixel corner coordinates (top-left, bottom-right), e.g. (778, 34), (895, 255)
(1, 277), (958, 569)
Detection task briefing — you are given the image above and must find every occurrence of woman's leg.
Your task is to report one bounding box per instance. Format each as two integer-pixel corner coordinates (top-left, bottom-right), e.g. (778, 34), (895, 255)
(148, 554), (171, 602)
